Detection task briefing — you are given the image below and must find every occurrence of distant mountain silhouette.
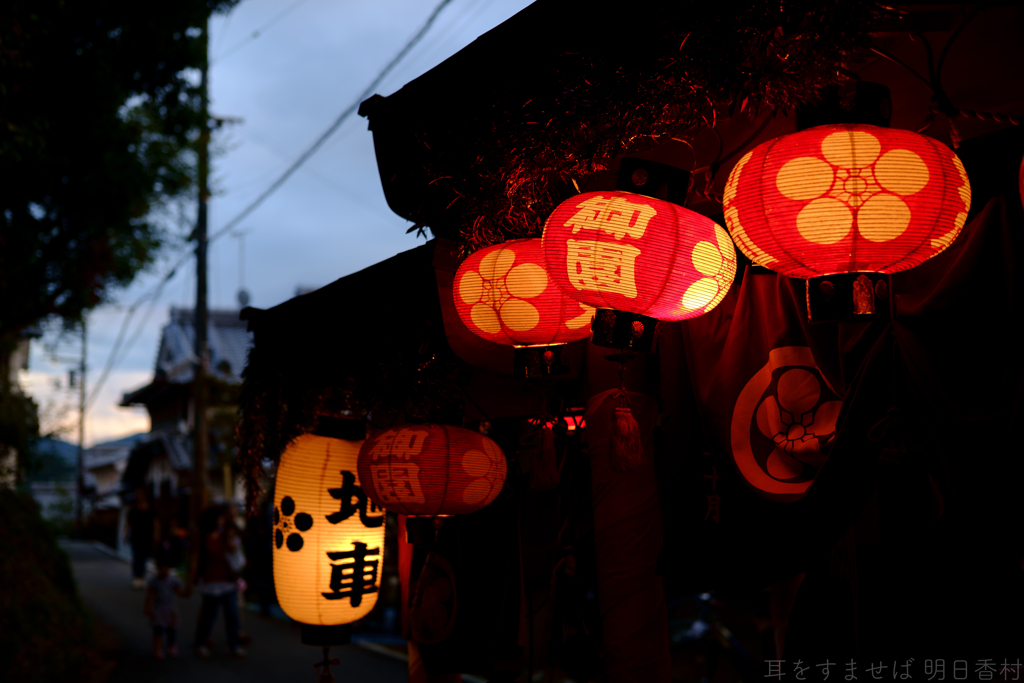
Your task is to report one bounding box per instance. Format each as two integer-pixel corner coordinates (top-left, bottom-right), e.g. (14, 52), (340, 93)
(28, 437), (78, 483)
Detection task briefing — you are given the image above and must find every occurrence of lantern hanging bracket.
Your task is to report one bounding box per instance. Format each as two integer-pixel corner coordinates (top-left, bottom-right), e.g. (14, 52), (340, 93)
(604, 351), (647, 471)
(605, 351), (637, 403)
(615, 157), (692, 205)
(805, 273), (892, 323)
(603, 352), (638, 374)
(513, 343), (571, 379)
(405, 515), (444, 547)
(590, 310), (658, 353)
(313, 646), (341, 683)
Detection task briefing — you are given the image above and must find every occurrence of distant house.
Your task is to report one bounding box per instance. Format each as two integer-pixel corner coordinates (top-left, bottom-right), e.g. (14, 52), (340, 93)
(83, 432), (148, 551)
(28, 431), (148, 545)
(119, 307), (250, 545)
(27, 437), (78, 526)
(85, 432), (147, 502)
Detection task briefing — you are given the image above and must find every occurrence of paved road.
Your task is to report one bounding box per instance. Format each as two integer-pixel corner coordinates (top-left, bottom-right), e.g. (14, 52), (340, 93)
(65, 541), (409, 683)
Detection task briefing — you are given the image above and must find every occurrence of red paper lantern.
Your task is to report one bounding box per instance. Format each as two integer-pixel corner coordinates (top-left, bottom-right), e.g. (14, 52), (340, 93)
(542, 191), (737, 321)
(722, 124), (971, 278)
(357, 425), (507, 516)
(454, 238), (595, 346)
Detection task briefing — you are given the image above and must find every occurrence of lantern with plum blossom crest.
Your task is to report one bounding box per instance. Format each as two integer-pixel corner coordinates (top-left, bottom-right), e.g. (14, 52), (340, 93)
(357, 424), (507, 517)
(542, 190), (737, 324)
(455, 238), (596, 346)
(722, 124), (971, 279)
(273, 431), (386, 633)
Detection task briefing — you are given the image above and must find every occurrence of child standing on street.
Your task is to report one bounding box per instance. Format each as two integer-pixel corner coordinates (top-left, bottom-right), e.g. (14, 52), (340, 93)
(143, 553), (188, 659)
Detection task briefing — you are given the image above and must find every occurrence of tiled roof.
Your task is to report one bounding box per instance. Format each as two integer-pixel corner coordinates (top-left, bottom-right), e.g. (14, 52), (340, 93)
(121, 429), (194, 492)
(154, 307), (251, 384)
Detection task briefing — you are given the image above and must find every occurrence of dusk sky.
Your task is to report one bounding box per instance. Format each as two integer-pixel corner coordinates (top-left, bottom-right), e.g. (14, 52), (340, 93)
(21, 0), (534, 446)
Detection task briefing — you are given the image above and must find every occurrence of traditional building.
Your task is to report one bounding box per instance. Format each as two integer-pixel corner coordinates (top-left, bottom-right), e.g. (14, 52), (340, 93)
(82, 432), (147, 551)
(119, 307), (251, 546)
(239, 3), (1024, 678)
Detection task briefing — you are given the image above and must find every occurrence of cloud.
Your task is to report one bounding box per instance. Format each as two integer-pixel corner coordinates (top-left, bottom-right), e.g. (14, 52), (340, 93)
(21, 0), (534, 450)
(19, 366), (150, 447)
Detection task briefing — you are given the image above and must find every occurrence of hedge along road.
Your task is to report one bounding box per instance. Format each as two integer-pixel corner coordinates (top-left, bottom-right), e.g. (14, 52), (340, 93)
(64, 541), (408, 683)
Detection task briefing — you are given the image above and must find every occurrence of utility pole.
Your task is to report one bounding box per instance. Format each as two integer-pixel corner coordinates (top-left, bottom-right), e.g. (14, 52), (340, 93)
(76, 318), (86, 535)
(191, 19), (210, 582)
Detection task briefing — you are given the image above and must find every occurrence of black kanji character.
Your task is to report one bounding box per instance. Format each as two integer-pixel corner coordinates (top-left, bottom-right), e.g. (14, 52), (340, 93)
(321, 542), (380, 607)
(326, 470), (383, 527)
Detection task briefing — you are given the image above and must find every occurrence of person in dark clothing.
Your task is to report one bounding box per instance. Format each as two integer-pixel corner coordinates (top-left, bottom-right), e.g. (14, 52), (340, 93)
(243, 496), (276, 617)
(127, 487), (157, 589)
(193, 506), (246, 659)
(143, 550), (189, 659)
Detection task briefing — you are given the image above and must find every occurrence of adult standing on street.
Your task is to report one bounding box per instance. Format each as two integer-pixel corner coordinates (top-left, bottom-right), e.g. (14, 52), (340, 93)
(193, 506), (246, 659)
(127, 487), (157, 589)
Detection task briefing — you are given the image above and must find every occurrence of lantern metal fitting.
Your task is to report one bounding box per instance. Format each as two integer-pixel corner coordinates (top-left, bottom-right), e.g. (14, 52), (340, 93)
(796, 81), (892, 131)
(313, 415), (366, 441)
(513, 343), (571, 378)
(302, 623), (352, 647)
(590, 309), (659, 352)
(616, 157), (693, 204)
(805, 273), (892, 323)
(405, 515), (446, 547)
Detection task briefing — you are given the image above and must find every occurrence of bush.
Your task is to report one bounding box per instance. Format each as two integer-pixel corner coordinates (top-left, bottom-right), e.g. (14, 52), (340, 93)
(0, 489), (102, 682)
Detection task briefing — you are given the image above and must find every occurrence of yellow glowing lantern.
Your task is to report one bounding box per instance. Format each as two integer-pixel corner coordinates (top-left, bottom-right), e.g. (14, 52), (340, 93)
(273, 432), (386, 626)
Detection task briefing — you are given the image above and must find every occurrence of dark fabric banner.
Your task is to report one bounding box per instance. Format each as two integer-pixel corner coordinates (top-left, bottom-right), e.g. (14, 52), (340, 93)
(660, 187), (1024, 657)
(660, 190), (1023, 597)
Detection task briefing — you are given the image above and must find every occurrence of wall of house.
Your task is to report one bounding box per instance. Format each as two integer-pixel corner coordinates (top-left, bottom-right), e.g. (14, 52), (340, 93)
(146, 388), (190, 433)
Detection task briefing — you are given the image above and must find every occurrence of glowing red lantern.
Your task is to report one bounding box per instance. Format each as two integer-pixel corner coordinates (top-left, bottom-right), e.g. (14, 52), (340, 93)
(454, 238), (595, 346)
(357, 425), (506, 516)
(722, 124), (971, 278)
(542, 191), (737, 321)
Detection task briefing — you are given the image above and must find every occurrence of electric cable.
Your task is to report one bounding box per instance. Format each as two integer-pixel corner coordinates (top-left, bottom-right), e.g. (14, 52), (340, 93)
(84, 248), (190, 411)
(378, 0), (489, 89)
(213, 0), (310, 64)
(84, 0), (455, 411)
(208, 0), (454, 245)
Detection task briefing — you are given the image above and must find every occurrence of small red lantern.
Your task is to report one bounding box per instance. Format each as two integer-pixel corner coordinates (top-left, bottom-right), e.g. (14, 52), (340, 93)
(722, 124), (971, 278)
(542, 191), (737, 321)
(357, 425), (507, 516)
(454, 238), (595, 346)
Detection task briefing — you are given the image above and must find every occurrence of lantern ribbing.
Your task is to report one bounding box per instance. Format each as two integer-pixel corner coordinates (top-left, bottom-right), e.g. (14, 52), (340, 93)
(454, 239), (595, 346)
(358, 425), (507, 517)
(723, 124), (971, 278)
(273, 435), (385, 626)
(542, 191), (737, 321)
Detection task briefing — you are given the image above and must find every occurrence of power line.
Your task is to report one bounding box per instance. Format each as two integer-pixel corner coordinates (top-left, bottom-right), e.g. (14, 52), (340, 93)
(84, 249), (190, 411)
(382, 0), (494, 88)
(208, 0), (454, 245)
(212, 6), (234, 56)
(83, 0), (454, 411)
(213, 0), (310, 64)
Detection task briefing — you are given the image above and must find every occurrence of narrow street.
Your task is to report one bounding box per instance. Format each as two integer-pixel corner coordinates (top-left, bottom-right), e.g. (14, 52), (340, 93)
(65, 541), (409, 683)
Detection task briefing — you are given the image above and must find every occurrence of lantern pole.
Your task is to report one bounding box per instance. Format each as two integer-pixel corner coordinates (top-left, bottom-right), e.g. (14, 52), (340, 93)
(313, 646), (341, 682)
(190, 18), (210, 589)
